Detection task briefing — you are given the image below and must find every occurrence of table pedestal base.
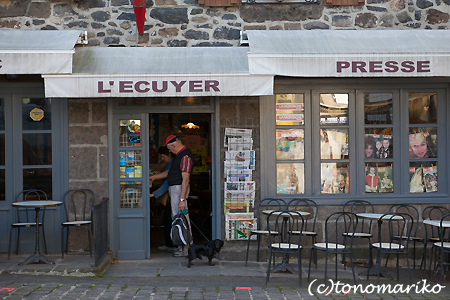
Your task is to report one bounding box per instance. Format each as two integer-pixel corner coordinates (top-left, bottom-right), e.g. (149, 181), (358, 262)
(19, 253), (54, 266)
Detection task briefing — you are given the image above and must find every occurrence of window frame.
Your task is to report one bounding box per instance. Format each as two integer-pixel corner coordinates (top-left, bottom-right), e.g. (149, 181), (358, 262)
(263, 79), (448, 204)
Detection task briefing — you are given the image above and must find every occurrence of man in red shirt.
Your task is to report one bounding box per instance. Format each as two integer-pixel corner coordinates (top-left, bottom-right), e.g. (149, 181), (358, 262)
(150, 135), (194, 257)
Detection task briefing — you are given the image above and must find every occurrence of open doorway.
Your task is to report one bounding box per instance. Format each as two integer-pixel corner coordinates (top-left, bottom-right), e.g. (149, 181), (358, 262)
(149, 113), (212, 253)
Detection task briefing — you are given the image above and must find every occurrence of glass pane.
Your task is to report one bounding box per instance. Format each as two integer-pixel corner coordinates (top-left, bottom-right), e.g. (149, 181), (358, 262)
(276, 163), (304, 194)
(320, 94), (348, 125)
(119, 120), (141, 147)
(120, 150), (143, 178)
(23, 168), (52, 199)
(409, 92), (437, 124)
(0, 98), (4, 130)
(364, 163), (393, 193)
(22, 98), (51, 130)
(120, 181), (142, 208)
(409, 128), (437, 158)
(364, 128), (393, 159)
(23, 133), (52, 165)
(181, 97), (210, 106)
(0, 169), (4, 201)
(320, 129), (348, 159)
(409, 162), (437, 193)
(275, 94), (304, 126)
(276, 129), (304, 160)
(364, 93), (393, 125)
(321, 163), (349, 194)
(0, 134), (4, 165)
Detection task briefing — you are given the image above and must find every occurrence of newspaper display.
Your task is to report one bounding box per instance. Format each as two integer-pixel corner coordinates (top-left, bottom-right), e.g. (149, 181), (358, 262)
(225, 213), (257, 241)
(224, 128), (257, 240)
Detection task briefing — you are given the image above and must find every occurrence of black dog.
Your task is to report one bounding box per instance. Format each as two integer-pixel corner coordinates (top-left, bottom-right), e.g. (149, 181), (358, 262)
(187, 239), (224, 267)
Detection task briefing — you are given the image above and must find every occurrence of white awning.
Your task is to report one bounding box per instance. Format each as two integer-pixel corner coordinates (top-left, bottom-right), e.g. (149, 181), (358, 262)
(0, 30), (82, 74)
(44, 47), (273, 97)
(246, 30), (450, 77)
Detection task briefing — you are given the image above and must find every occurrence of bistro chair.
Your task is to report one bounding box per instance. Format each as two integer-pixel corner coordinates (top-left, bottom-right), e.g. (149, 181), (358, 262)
(428, 213), (450, 284)
(8, 189), (48, 259)
(61, 189), (95, 258)
(307, 211), (359, 285)
(286, 199), (318, 265)
(245, 198), (286, 266)
(370, 212), (413, 284)
(422, 205), (450, 271)
(265, 210), (304, 287)
(386, 204), (423, 269)
(342, 200), (374, 265)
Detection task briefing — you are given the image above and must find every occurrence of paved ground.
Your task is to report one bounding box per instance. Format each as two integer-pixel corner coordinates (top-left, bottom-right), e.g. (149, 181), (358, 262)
(0, 252), (449, 299)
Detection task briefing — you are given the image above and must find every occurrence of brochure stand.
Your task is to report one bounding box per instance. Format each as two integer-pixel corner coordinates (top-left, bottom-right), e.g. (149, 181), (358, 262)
(223, 128), (257, 241)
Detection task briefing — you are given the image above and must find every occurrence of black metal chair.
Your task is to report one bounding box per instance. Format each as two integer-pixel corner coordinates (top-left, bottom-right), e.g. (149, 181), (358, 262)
(8, 189), (48, 259)
(342, 200), (374, 265)
(61, 189), (95, 258)
(308, 211), (359, 285)
(265, 210), (304, 287)
(422, 205), (450, 271)
(428, 213), (450, 284)
(386, 204), (423, 269)
(286, 199), (318, 266)
(245, 198), (286, 266)
(370, 212), (413, 284)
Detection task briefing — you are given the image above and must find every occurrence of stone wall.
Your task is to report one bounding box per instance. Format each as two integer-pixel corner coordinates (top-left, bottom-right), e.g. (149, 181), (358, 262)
(0, 1), (449, 47)
(67, 99), (109, 252)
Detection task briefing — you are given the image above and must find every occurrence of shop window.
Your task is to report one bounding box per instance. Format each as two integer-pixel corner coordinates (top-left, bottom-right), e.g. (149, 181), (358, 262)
(21, 98), (52, 197)
(119, 120), (143, 208)
(363, 93), (394, 194)
(319, 94), (349, 194)
(275, 94), (305, 194)
(272, 88), (445, 199)
(408, 92), (438, 194)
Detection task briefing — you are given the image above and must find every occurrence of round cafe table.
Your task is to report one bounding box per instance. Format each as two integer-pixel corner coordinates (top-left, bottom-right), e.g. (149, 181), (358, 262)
(12, 200), (62, 265)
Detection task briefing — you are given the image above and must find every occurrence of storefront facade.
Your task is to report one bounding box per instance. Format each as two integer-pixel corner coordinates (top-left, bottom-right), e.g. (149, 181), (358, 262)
(1, 1), (450, 260)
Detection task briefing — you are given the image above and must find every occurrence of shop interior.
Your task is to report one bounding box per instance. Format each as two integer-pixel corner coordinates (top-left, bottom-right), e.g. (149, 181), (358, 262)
(149, 113), (212, 250)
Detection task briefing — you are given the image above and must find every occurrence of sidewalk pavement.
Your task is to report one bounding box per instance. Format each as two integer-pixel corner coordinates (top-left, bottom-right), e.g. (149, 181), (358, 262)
(0, 251), (449, 299)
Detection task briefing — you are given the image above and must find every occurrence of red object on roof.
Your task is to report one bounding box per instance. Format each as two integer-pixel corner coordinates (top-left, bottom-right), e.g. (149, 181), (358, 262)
(133, 0), (146, 35)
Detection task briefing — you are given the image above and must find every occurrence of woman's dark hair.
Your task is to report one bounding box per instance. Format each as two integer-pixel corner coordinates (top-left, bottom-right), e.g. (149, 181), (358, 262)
(158, 146), (173, 157)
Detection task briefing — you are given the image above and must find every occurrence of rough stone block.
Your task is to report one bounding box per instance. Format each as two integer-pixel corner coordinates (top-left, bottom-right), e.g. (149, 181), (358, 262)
(150, 8), (188, 24)
(68, 147), (98, 180)
(28, 2), (51, 18)
(0, 0), (30, 18)
(68, 101), (89, 124)
(91, 101), (107, 124)
(355, 12), (378, 28)
(240, 4), (323, 23)
(183, 29), (209, 40)
(69, 125), (108, 145)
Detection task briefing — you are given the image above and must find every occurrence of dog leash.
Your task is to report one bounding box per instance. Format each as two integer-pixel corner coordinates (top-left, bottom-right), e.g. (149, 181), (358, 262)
(190, 219), (210, 242)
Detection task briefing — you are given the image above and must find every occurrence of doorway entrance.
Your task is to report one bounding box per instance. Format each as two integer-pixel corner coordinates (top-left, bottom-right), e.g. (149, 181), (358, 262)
(148, 113), (212, 252)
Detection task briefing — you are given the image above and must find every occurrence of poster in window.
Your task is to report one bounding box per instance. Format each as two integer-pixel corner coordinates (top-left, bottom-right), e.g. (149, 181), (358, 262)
(364, 134), (375, 159)
(409, 128), (437, 159)
(424, 166), (438, 193)
(378, 165), (393, 193)
(409, 167), (425, 193)
(378, 135), (393, 158)
(365, 164), (378, 193)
